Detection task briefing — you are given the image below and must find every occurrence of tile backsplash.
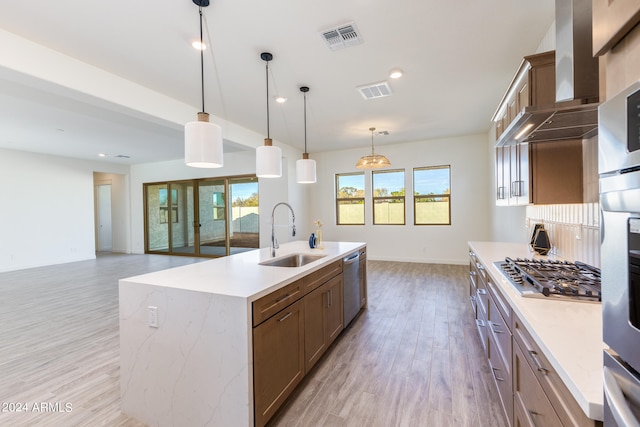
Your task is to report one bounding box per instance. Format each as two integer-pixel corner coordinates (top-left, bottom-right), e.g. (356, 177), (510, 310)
(526, 203), (600, 267)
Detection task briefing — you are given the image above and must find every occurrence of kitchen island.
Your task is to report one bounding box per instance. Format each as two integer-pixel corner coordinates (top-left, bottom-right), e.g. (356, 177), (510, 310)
(469, 241), (604, 424)
(119, 240), (365, 427)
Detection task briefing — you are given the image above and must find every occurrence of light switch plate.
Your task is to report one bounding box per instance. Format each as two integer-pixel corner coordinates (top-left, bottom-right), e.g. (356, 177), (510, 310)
(148, 306), (158, 328)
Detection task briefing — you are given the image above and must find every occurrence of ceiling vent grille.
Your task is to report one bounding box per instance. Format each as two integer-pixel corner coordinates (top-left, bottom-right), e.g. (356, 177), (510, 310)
(357, 81), (392, 100)
(321, 22), (363, 51)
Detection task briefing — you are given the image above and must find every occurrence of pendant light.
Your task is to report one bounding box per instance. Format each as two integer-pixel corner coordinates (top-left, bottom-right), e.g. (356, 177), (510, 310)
(296, 86), (316, 184)
(355, 127), (391, 169)
(184, 0), (223, 168)
(255, 52), (282, 178)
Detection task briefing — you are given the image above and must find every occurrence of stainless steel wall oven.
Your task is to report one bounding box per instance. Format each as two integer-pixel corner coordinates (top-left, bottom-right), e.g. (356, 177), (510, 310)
(599, 80), (640, 426)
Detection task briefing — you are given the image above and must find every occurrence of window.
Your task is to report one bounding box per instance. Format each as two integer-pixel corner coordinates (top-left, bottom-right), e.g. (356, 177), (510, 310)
(336, 172), (365, 225)
(372, 169), (405, 225)
(414, 165), (451, 225)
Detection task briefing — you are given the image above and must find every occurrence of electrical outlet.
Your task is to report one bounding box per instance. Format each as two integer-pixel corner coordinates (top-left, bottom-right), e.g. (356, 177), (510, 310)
(148, 306), (158, 328)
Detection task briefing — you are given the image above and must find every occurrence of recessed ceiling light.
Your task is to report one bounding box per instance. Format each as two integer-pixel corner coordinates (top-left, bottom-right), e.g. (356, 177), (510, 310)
(192, 41), (206, 50)
(98, 153), (107, 157)
(275, 95), (287, 103)
(389, 69), (403, 79)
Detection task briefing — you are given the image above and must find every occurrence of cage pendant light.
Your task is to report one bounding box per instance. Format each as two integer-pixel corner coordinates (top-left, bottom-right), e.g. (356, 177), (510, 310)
(296, 86), (317, 184)
(355, 127), (391, 169)
(255, 52), (282, 178)
(185, 0), (223, 168)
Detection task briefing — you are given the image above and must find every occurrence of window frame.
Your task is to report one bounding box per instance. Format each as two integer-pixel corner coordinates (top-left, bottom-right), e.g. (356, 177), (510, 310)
(413, 165), (451, 226)
(335, 172), (366, 225)
(372, 169), (406, 225)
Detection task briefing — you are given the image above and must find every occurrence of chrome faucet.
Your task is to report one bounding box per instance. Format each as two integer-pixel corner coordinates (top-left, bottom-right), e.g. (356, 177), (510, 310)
(271, 202), (296, 257)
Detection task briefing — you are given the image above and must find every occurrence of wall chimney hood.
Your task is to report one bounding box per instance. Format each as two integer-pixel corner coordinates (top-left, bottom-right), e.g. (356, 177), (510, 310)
(493, 0), (599, 147)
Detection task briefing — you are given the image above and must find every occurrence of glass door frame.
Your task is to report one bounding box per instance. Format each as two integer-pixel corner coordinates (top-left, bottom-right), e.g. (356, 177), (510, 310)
(143, 174), (258, 258)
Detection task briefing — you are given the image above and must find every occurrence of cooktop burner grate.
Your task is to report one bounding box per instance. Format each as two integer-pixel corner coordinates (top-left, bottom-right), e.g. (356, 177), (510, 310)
(499, 257), (601, 301)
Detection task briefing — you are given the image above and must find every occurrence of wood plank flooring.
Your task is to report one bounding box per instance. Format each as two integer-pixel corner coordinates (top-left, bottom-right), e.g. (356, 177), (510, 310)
(0, 254), (507, 427)
(269, 261), (508, 427)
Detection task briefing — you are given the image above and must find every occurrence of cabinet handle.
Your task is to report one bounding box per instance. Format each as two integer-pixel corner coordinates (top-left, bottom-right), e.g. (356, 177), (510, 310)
(526, 410), (540, 427)
(476, 319), (486, 327)
(275, 293), (291, 303)
(477, 288), (487, 295)
(491, 367), (505, 382)
(490, 322), (505, 334)
(278, 312), (293, 322)
(527, 349), (549, 375)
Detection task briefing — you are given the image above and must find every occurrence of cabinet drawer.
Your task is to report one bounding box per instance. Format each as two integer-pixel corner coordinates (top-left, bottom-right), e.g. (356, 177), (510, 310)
(487, 294), (511, 373)
(514, 339), (562, 427)
(488, 332), (513, 426)
(475, 308), (489, 358)
(513, 315), (597, 427)
(303, 260), (342, 294)
(487, 273), (512, 327)
(252, 279), (304, 327)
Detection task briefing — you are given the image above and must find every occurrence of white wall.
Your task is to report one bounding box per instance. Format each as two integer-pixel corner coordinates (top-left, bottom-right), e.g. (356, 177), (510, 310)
(0, 148), (129, 272)
(309, 134), (492, 265)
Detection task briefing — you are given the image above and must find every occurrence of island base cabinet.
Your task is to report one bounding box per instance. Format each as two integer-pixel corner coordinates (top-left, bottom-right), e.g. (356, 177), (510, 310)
(253, 299), (305, 427)
(304, 274), (344, 373)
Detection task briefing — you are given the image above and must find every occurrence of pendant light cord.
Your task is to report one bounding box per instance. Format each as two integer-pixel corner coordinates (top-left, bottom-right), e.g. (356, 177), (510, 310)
(303, 91), (308, 153)
(265, 61), (270, 139)
(199, 7), (205, 113)
(371, 128), (375, 155)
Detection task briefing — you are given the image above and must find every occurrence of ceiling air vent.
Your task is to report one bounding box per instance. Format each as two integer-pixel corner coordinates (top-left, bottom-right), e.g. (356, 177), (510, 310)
(357, 81), (392, 100)
(321, 22), (363, 51)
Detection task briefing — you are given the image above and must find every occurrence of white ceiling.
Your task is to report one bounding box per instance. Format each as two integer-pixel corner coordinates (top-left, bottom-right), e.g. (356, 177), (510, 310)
(0, 0), (555, 165)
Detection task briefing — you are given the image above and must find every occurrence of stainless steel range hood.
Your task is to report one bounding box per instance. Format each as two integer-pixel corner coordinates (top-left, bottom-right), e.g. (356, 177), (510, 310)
(494, 0), (599, 146)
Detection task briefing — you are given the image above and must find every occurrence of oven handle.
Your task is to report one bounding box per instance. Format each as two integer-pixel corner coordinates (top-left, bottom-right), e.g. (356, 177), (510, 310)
(604, 366), (640, 427)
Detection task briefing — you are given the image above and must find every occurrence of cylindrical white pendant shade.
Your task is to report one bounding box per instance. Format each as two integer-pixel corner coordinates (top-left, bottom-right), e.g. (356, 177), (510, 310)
(185, 120), (224, 168)
(256, 145), (282, 178)
(296, 158), (316, 183)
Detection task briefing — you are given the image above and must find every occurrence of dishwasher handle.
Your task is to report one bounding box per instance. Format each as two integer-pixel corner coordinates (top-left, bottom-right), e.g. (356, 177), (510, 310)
(343, 252), (360, 264)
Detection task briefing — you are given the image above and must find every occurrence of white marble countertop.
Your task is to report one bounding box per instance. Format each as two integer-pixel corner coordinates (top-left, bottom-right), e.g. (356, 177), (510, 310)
(469, 241), (604, 421)
(123, 241), (365, 301)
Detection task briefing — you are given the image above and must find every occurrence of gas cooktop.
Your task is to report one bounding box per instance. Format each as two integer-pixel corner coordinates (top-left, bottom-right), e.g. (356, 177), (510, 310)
(494, 257), (601, 302)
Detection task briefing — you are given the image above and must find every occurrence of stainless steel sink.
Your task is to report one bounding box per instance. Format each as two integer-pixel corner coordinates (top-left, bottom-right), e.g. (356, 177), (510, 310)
(259, 253), (325, 267)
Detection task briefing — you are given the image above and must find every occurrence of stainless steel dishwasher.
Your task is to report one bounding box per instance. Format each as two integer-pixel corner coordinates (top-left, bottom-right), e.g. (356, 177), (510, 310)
(342, 251), (360, 326)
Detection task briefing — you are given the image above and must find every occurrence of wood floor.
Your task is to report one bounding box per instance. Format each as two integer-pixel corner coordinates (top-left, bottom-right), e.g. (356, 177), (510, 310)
(0, 254), (507, 427)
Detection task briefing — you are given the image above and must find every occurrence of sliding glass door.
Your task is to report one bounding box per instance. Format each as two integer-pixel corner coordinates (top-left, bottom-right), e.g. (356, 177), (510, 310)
(144, 175), (258, 258)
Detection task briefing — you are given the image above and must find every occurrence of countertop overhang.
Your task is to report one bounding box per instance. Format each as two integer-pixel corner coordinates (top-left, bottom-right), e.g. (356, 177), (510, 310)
(469, 241), (604, 421)
(122, 241), (365, 301)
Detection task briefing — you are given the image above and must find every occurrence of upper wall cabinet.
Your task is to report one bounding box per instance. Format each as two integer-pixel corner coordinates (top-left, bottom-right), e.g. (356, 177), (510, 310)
(492, 51), (598, 147)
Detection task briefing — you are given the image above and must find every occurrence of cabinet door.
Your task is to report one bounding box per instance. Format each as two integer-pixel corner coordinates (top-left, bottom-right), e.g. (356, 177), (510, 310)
(530, 139), (583, 204)
(495, 146), (510, 206)
(253, 299), (305, 427)
(509, 143), (530, 205)
(304, 283), (328, 372)
(513, 342), (562, 427)
(359, 251), (367, 309)
(325, 274), (344, 346)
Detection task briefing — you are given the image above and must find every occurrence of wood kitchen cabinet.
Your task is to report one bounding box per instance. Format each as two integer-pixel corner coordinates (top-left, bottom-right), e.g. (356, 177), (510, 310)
(513, 314), (600, 427)
(253, 298), (305, 427)
(304, 274), (343, 373)
(494, 139), (583, 206)
(253, 249), (365, 426)
(468, 247), (601, 427)
(359, 249), (367, 309)
(529, 139), (583, 204)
